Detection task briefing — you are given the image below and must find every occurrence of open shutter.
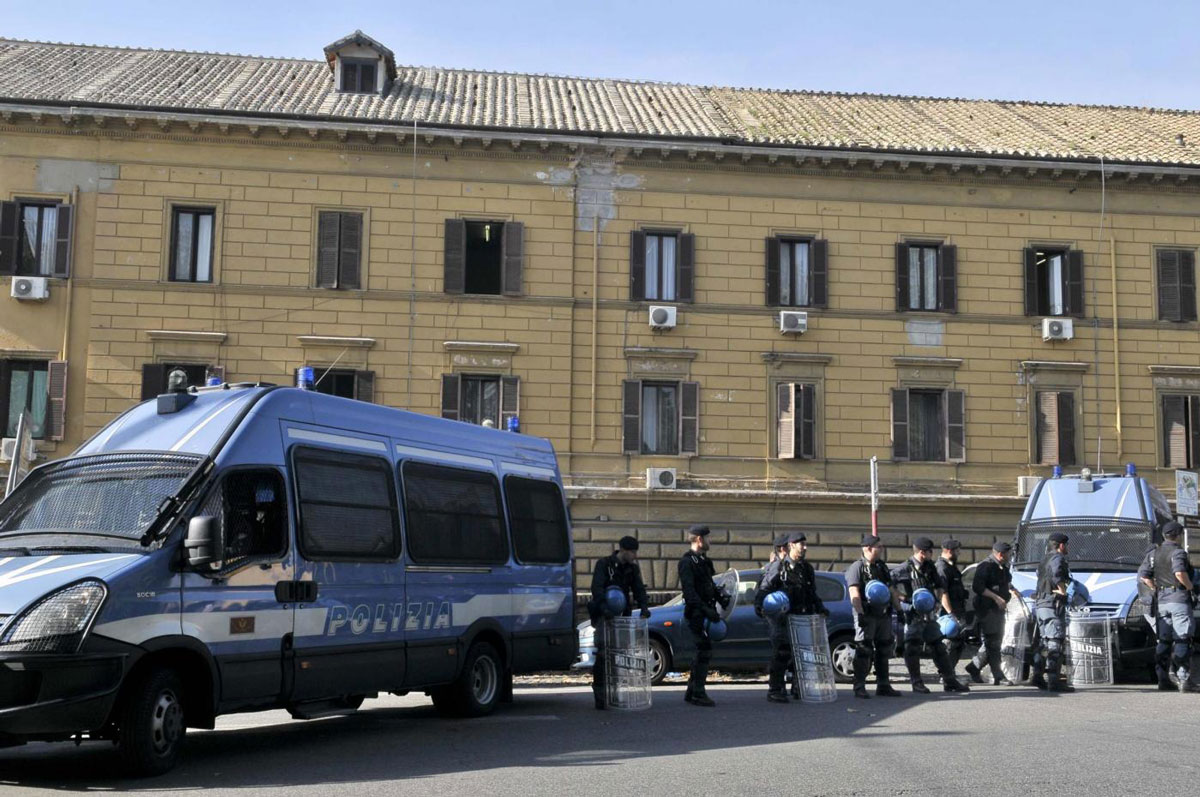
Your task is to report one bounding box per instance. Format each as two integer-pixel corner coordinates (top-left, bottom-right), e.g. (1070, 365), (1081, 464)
(0, 201), (17, 275)
(798, 382), (816, 460)
(1023, 247), (1039, 316)
(205, 365), (225, 384)
(1163, 395), (1188, 467)
(46, 360), (67, 441)
(140, 364), (166, 400)
(500, 375), (520, 429)
(676, 233), (695, 303)
(315, 212), (340, 288)
(765, 237), (782, 306)
(776, 382), (796, 459)
(946, 389), (965, 463)
(1057, 392), (1076, 466)
(622, 380), (641, 454)
(891, 388), (910, 461)
(810, 238), (828, 308)
(1180, 251), (1197, 323)
(939, 244), (957, 313)
(443, 219), (466, 294)
(354, 370), (375, 403)
(629, 231), (646, 300)
(1190, 397), (1200, 469)
(501, 221), (523, 296)
(1158, 250), (1182, 321)
(338, 213), (362, 289)
(1036, 391), (1059, 464)
(895, 243), (910, 311)
(1065, 249), (1085, 318)
(680, 381), (699, 455)
(440, 374), (461, 421)
(53, 204), (73, 278)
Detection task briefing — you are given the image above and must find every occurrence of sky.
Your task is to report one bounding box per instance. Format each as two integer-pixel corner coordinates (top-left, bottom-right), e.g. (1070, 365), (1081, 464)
(3, 0), (1199, 109)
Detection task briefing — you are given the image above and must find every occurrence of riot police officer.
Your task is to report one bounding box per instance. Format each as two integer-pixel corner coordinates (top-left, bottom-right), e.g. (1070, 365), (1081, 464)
(588, 535), (652, 710)
(1031, 531), (1074, 692)
(965, 541), (1021, 685)
(679, 525), (729, 706)
(755, 531), (828, 703)
(935, 538), (969, 680)
(1137, 521), (1196, 692)
(893, 537), (969, 693)
(844, 535), (903, 699)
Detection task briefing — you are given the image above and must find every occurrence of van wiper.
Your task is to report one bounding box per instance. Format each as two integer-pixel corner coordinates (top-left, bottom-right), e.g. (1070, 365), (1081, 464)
(0, 547), (31, 556)
(140, 457), (214, 546)
(31, 545), (114, 554)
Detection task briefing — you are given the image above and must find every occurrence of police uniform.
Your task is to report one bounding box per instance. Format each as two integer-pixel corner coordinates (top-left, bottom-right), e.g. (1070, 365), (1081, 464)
(1031, 531), (1074, 692)
(589, 539), (651, 709)
(678, 525), (727, 706)
(893, 538), (968, 693)
(935, 539), (968, 675)
(1137, 522), (1196, 692)
(966, 542), (1017, 685)
(755, 531), (827, 702)
(844, 535), (901, 698)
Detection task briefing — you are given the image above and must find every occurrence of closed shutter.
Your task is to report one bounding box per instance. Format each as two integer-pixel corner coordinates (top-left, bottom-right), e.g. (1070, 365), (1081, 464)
(939, 244), (957, 313)
(315, 212), (340, 288)
(810, 238), (829, 308)
(205, 365), (225, 384)
(1057, 392), (1076, 466)
(776, 382), (796, 459)
(1065, 249), (1085, 318)
(798, 382), (816, 460)
(1190, 396), (1200, 469)
(680, 381), (699, 455)
(895, 243), (910, 311)
(1181, 250), (1197, 323)
(622, 379), (641, 454)
(501, 221), (523, 296)
(500, 375), (520, 429)
(46, 360), (67, 441)
(1163, 395), (1188, 468)
(765, 237), (782, 306)
(0, 201), (17, 275)
(1036, 391), (1059, 464)
(443, 219), (466, 294)
(1158, 250), (1182, 321)
(946, 389), (966, 462)
(354, 370), (375, 403)
(891, 388), (909, 461)
(140, 364), (166, 400)
(440, 374), (461, 421)
(53, 204), (73, 278)
(338, 213), (362, 289)
(676, 233), (695, 303)
(1023, 247), (1039, 316)
(629, 231), (646, 300)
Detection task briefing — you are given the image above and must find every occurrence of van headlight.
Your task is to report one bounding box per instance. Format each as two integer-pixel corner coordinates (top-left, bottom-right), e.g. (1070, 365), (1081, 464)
(0, 581), (107, 654)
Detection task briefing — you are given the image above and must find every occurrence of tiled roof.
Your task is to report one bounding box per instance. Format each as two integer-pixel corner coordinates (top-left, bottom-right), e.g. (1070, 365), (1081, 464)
(1, 38), (1198, 167)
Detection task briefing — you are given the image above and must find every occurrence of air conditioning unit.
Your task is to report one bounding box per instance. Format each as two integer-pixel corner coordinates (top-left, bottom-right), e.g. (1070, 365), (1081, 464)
(779, 310), (808, 334)
(11, 276), (49, 301)
(1017, 476), (1042, 497)
(648, 305), (677, 330)
(1042, 317), (1074, 341)
(646, 467), (677, 490)
(0, 438), (15, 463)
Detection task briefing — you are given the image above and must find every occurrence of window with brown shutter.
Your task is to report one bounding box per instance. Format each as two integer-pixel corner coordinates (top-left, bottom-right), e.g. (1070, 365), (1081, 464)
(315, 210), (363, 289)
(1158, 249), (1198, 322)
(634, 231), (691, 302)
(439, 373), (518, 426)
(896, 242), (956, 312)
(891, 387), (965, 462)
(441, 374), (461, 421)
(1162, 394), (1200, 468)
(776, 382), (817, 459)
(621, 379), (699, 455)
(768, 238), (828, 308)
(444, 220), (521, 296)
(46, 360), (67, 441)
(1025, 247), (1082, 317)
(0, 200), (73, 278)
(1, 360), (51, 440)
(1036, 391), (1076, 466)
(304, 367), (374, 402)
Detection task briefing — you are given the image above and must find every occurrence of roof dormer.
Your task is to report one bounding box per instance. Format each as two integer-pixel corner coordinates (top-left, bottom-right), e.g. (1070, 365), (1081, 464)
(323, 30), (396, 95)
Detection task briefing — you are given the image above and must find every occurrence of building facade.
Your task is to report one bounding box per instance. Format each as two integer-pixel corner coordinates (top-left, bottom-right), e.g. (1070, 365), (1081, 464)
(2, 33), (1199, 587)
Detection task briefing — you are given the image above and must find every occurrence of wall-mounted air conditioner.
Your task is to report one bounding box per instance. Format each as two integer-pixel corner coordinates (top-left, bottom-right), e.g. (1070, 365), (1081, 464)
(779, 310), (808, 334)
(11, 276), (49, 301)
(1042, 318), (1073, 341)
(649, 305), (677, 330)
(646, 467), (677, 489)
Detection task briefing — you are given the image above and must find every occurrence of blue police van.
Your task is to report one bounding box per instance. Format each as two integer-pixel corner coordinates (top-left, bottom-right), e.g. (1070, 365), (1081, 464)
(0, 382), (575, 774)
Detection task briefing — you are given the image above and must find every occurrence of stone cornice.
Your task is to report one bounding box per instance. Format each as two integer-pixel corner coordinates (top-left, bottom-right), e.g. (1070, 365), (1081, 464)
(146, 329), (227, 343)
(624, 347), (699, 360)
(1020, 360), (1090, 372)
(297, 335), (376, 348)
(761, 352), (834, 364)
(892, 356), (963, 369)
(1148, 365), (1200, 376)
(443, 341), (520, 353)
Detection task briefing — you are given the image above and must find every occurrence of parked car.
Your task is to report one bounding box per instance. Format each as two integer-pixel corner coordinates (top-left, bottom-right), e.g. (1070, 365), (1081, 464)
(575, 568), (857, 684)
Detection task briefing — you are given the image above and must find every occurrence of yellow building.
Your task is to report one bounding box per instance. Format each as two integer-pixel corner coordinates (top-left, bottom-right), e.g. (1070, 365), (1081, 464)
(2, 32), (1199, 587)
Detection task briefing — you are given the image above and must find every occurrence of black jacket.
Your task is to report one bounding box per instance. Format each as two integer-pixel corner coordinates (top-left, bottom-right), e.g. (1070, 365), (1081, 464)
(972, 556), (1014, 615)
(755, 556), (827, 616)
(588, 551), (650, 620)
(936, 558), (967, 615)
(679, 551), (719, 621)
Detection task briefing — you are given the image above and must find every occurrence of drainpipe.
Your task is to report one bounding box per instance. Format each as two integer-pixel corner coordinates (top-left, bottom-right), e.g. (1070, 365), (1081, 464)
(1109, 233), (1122, 461)
(590, 212), (599, 446)
(59, 185), (79, 360)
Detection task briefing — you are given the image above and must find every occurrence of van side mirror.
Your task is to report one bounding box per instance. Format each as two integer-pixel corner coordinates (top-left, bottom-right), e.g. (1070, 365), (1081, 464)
(184, 515), (223, 570)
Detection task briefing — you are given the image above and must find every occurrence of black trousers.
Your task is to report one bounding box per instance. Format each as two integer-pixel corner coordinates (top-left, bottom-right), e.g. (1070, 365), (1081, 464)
(685, 613), (713, 696)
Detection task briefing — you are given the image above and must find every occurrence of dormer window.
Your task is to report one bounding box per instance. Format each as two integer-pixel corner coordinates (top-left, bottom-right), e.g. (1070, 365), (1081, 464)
(324, 30), (397, 97)
(340, 59), (377, 93)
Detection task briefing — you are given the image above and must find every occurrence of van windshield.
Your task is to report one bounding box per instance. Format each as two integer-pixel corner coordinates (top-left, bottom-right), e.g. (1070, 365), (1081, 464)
(0, 452), (204, 543)
(1014, 517), (1153, 572)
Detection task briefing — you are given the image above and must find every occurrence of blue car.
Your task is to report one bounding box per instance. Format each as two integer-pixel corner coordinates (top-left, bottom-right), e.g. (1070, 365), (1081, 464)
(576, 568), (858, 684)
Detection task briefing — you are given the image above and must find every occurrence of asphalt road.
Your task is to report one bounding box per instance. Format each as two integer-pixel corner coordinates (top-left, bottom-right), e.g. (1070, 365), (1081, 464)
(0, 679), (1196, 796)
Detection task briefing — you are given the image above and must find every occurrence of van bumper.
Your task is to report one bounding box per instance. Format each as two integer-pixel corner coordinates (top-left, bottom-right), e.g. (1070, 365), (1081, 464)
(0, 653), (126, 739)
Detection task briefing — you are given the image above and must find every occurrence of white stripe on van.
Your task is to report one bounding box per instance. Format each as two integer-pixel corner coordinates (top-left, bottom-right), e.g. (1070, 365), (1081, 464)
(1113, 480), (1132, 518)
(288, 429), (388, 452)
(0, 555), (135, 589)
(501, 463), (557, 479)
(170, 395), (251, 452)
(394, 444), (491, 468)
(93, 615), (183, 645)
(452, 592), (566, 628)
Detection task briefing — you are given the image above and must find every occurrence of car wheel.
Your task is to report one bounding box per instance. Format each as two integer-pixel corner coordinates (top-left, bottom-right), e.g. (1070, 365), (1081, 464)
(116, 668), (186, 777)
(649, 637), (671, 686)
(432, 641), (503, 718)
(829, 634), (856, 684)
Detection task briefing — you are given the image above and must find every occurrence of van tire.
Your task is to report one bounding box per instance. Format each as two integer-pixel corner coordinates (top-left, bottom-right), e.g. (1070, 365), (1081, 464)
(432, 641), (502, 718)
(115, 668), (186, 777)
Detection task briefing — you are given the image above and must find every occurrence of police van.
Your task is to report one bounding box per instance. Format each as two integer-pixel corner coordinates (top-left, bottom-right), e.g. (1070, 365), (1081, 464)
(0, 382), (575, 774)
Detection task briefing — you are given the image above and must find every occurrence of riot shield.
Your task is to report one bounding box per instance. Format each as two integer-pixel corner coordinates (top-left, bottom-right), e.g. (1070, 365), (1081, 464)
(999, 596), (1033, 683)
(713, 568), (740, 621)
(1065, 611), (1115, 687)
(787, 613), (837, 703)
(603, 616), (652, 710)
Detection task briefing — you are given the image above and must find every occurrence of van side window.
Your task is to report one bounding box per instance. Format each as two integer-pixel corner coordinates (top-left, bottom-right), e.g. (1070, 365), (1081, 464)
(504, 476), (570, 564)
(198, 469), (287, 565)
(402, 462), (508, 564)
(292, 447), (401, 560)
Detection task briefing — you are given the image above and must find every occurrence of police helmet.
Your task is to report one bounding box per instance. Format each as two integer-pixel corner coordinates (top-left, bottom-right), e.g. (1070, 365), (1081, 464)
(937, 614), (962, 640)
(1066, 579), (1090, 608)
(912, 588), (937, 614)
(763, 590), (790, 616)
(604, 585), (627, 615)
(865, 579), (891, 607)
(705, 618), (728, 642)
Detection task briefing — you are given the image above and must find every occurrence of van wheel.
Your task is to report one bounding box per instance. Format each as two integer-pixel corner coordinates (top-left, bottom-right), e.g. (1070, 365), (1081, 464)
(116, 668), (186, 777)
(433, 641), (502, 718)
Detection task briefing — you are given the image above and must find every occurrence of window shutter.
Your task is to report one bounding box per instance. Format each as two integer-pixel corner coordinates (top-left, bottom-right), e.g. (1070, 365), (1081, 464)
(622, 379), (641, 454)
(0, 201), (17, 275)
(1036, 391), (1059, 465)
(1023, 247), (1039, 316)
(443, 219), (466, 294)
(891, 388), (909, 461)
(338, 212), (362, 289)
(1163, 395), (1188, 468)
(776, 382), (796, 459)
(354, 370), (375, 403)
(1180, 250), (1197, 323)
(501, 221), (524, 296)
(500, 375), (520, 428)
(1057, 392), (1076, 466)
(140, 364), (166, 400)
(798, 382), (816, 460)
(810, 238), (829, 309)
(53, 204), (73, 278)
(939, 244), (957, 313)
(46, 360), (67, 441)
(440, 374), (460, 421)
(680, 381), (699, 455)
(676, 233), (695, 303)
(315, 212), (340, 288)
(946, 389), (966, 463)
(1065, 249), (1085, 318)
(895, 243), (910, 312)
(1158, 250), (1182, 321)
(629, 231), (646, 300)
(765, 237), (781, 306)
(205, 365), (225, 384)
(1190, 396), (1200, 469)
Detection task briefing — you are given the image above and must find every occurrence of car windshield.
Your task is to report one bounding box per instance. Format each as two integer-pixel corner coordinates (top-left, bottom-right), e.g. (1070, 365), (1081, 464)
(1014, 517), (1153, 572)
(0, 452), (203, 542)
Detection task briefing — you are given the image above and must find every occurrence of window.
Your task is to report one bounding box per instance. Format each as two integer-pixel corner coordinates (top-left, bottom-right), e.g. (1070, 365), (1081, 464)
(304, 367), (375, 403)
(170, 207), (214, 283)
(1035, 391), (1077, 466)
(440, 374), (519, 428)
(0, 200), (72, 278)
(198, 469), (287, 566)
(766, 237), (828, 307)
(895, 242), (956, 312)
(140, 363), (217, 400)
(776, 382), (817, 459)
(293, 447), (401, 560)
(1157, 249), (1197, 322)
(442, 219), (523, 296)
(630, 230), (695, 302)
(621, 379), (699, 456)
(1024, 247), (1083, 317)
(340, 59), (378, 93)
(316, 211), (362, 289)
(402, 461), (508, 564)
(815, 576), (845, 603)
(1162, 394), (1200, 468)
(2, 360), (48, 439)
(504, 476), (570, 564)
(891, 387), (965, 463)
